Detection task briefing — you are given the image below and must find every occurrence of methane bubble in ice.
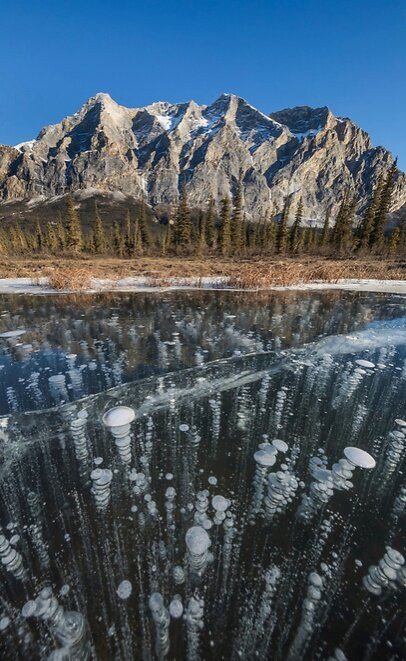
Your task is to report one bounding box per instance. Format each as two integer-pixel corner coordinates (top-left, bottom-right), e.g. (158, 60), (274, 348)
(117, 580), (132, 600)
(0, 291), (405, 659)
(343, 446), (376, 469)
(355, 359), (375, 368)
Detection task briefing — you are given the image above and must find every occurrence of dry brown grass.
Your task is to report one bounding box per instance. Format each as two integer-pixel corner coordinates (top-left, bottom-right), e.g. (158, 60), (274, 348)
(0, 255), (404, 290)
(39, 266), (93, 291)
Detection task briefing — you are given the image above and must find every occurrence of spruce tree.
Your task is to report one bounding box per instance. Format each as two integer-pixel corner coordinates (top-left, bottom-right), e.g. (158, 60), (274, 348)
(93, 203), (107, 254)
(290, 198), (303, 253)
(113, 222), (124, 257)
(388, 227), (400, 255)
(370, 161), (398, 252)
(265, 208), (277, 255)
(276, 195), (291, 255)
(320, 208), (331, 248)
(195, 213), (207, 257)
(357, 176), (384, 252)
(124, 210), (133, 257)
(232, 174), (244, 255)
(332, 193), (356, 254)
(35, 223), (44, 253)
(46, 223), (58, 253)
(219, 196), (231, 257)
(132, 220), (144, 256)
(138, 203), (153, 250)
(399, 214), (406, 256)
(174, 187), (192, 252)
(206, 197), (217, 251)
(65, 194), (83, 254)
(56, 214), (67, 252)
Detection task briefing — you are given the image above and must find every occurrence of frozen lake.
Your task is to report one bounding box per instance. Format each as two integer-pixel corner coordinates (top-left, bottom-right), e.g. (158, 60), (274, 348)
(0, 290), (405, 659)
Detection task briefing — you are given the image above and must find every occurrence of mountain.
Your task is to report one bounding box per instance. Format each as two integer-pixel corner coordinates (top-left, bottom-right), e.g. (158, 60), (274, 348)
(0, 92), (405, 224)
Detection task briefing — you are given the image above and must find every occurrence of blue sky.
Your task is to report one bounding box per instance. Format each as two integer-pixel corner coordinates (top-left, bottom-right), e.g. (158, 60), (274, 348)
(1, 0), (405, 168)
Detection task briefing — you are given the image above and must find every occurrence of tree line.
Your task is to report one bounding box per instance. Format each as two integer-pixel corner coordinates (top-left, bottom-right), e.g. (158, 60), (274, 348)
(1, 164), (405, 258)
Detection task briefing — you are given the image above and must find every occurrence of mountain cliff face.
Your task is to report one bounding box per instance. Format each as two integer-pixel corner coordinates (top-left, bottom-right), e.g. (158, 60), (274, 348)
(1, 92), (405, 224)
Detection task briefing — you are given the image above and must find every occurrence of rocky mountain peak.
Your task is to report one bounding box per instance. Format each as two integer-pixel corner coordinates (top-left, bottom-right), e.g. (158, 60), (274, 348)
(270, 105), (335, 135)
(0, 93), (405, 224)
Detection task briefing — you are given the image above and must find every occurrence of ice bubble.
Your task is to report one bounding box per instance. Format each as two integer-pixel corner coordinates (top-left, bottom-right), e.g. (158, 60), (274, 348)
(254, 450), (276, 467)
(355, 359), (375, 369)
(395, 418), (406, 428)
(272, 439), (288, 453)
(0, 617), (10, 631)
(179, 424), (190, 432)
(103, 406), (135, 428)
(185, 526), (211, 554)
(344, 447), (376, 469)
(208, 476), (218, 485)
(22, 601), (37, 618)
(211, 495), (230, 512)
(165, 473), (174, 480)
(94, 457), (103, 465)
(169, 598), (183, 619)
(117, 580), (132, 600)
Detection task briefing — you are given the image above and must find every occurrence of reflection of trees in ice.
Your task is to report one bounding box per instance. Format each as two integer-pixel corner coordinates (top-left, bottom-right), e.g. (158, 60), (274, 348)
(0, 290), (404, 414)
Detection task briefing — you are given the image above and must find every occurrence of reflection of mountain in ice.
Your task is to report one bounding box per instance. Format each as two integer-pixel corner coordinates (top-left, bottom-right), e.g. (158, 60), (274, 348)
(0, 290), (404, 415)
(0, 321), (405, 659)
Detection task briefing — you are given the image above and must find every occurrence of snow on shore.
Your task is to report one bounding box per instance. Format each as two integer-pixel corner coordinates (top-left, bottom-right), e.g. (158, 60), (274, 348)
(0, 276), (404, 295)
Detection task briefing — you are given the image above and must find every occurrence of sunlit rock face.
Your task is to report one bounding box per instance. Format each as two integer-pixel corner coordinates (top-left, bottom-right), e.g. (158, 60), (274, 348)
(1, 93), (406, 223)
(0, 291), (405, 659)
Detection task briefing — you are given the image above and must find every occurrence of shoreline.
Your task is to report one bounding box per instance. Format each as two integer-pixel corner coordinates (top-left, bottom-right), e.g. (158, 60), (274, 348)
(0, 276), (405, 295)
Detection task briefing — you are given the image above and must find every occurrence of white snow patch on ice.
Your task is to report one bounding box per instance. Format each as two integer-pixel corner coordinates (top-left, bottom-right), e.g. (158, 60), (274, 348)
(0, 277), (404, 295)
(313, 327), (406, 356)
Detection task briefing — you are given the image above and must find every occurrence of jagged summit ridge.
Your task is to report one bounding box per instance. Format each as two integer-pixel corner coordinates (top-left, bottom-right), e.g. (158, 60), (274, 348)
(1, 93), (405, 222)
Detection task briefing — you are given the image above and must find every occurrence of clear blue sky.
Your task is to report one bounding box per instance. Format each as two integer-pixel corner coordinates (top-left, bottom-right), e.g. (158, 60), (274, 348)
(1, 0), (405, 168)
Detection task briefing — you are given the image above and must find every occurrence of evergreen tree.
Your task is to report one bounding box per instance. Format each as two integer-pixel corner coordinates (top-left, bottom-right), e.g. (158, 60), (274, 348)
(290, 198), (303, 253)
(388, 227), (400, 255)
(93, 203), (107, 254)
(370, 161), (398, 252)
(174, 187), (192, 251)
(160, 224), (171, 256)
(11, 224), (27, 253)
(132, 220), (144, 256)
(332, 193), (356, 254)
(86, 231), (96, 254)
(65, 194), (83, 254)
(138, 203), (153, 250)
(232, 174), (244, 254)
(357, 176), (384, 252)
(276, 195), (291, 255)
(264, 207), (277, 255)
(399, 214), (406, 256)
(46, 223), (58, 253)
(219, 196), (231, 257)
(113, 222), (124, 257)
(56, 215), (67, 252)
(205, 197), (217, 251)
(124, 209), (133, 256)
(320, 208), (331, 247)
(35, 222), (44, 252)
(195, 213), (207, 257)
